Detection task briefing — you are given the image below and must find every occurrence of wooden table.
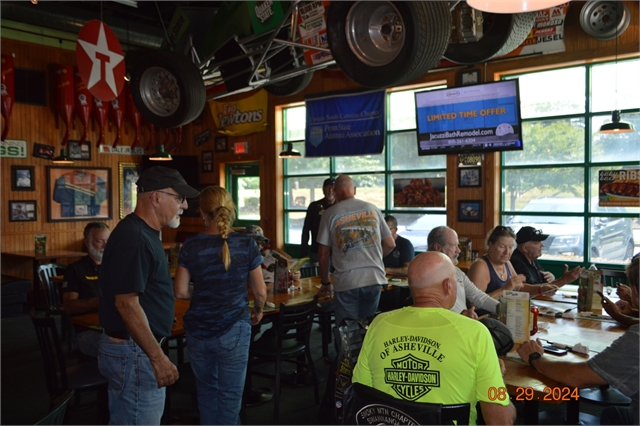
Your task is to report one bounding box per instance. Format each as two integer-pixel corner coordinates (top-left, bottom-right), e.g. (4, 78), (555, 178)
(502, 299), (626, 424)
(1, 249), (87, 302)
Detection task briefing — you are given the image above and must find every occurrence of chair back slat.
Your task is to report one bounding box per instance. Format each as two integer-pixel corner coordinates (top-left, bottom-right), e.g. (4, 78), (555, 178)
(37, 263), (67, 315)
(299, 262), (320, 278)
(277, 296), (318, 343)
(30, 309), (69, 400)
(600, 268), (627, 290)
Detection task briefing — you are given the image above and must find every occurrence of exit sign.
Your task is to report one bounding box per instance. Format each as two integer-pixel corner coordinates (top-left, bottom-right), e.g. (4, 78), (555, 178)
(234, 141), (249, 154)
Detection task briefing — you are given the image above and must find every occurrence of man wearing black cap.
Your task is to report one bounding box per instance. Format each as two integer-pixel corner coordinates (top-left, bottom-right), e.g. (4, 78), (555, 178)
(98, 166), (199, 425)
(511, 226), (583, 287)
(300, 178), (335, 262)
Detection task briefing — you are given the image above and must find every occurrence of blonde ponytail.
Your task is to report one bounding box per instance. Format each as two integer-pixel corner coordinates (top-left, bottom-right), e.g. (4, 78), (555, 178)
(199, 186), (237, 271)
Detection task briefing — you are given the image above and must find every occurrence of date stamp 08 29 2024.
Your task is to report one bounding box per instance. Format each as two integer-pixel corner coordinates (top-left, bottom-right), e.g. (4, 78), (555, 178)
(488, 386), (579, 402)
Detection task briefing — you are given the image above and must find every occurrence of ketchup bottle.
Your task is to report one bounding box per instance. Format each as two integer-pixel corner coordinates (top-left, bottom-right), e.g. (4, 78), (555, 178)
(530, 306), (539, 336)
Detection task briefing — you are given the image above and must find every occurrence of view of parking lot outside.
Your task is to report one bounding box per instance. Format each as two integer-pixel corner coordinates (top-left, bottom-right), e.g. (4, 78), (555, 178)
(503, 59), (640, 265)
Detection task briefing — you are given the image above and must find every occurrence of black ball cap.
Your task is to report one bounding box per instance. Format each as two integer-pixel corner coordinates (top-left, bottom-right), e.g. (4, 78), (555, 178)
(136, 166), (200, 199)
(516, 226), (549, 244)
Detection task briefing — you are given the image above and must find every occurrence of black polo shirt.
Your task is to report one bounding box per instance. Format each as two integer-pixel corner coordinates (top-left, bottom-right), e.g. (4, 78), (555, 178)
(510, 249), (545, 284)
(62, 255), (101, 313)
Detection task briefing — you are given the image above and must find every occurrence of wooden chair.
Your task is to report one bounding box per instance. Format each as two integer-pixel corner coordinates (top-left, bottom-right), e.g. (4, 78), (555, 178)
(35, 390), (74, 425)
(250, 296), (319, 423)
(600, 268), (628, 293)
(343, 382), (470, 425)
(37, 263), (72, 352)
(299, 262), (320, 278)
(30, 309), (108, 424)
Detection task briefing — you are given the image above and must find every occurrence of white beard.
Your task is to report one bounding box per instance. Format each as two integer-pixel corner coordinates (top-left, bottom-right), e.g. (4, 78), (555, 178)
(88, 245), (103, 262)
(168, 216), (181, 229)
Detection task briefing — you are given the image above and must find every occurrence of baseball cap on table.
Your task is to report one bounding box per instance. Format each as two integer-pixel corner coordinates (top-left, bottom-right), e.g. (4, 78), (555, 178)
(242, 225), (269, 244)
(136, 166), (200, 198)
(323, 178), (335, 188)
(516, 226), (549, 244)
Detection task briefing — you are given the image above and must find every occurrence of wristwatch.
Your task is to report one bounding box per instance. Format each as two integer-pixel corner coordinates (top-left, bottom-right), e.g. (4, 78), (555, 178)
(528, 352), (542, 368)
(321, 281), (331, 287)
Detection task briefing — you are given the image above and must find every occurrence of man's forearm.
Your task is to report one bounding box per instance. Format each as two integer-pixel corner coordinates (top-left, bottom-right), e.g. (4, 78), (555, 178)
(385, 266), (408, 277)
(115, 294), (165, 361)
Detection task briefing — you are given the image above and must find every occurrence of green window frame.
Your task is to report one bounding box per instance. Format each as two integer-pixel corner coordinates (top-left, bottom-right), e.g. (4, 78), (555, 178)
(282, 84), (448, 254)
(500, 58), (640, 266)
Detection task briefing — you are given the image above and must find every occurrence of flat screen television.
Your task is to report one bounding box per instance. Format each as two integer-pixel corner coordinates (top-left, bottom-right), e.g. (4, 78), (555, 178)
(414, 79), (523, 156)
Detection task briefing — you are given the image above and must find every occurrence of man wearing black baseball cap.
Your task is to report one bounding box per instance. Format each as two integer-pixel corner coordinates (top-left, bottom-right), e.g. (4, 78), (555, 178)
(98, 166), (199, 424)
(511, 226), (583, 287)
(301, 177), (336, 262)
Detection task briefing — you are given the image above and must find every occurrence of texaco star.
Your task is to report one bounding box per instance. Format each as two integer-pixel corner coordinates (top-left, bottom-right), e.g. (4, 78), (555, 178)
(77, 22), (124, 98)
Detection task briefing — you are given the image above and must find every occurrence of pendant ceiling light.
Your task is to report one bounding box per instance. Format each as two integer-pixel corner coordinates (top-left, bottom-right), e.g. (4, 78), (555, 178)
(148, 144), (172, 161)
(598, 3), (634, 134)
(52, 148), (73, 164)
(279, 142), (301, 158)
(466, 0), (567, 13)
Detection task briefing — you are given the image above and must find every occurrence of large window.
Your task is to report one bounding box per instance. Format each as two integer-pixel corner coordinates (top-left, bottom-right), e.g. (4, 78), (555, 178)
(502, 59), (640, 265)
(282, 84), (447, 252)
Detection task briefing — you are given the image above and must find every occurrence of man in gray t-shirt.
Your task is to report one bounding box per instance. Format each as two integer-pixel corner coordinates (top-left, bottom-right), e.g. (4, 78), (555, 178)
(517, 255), (639, 425)
(316, 175), (395, 326)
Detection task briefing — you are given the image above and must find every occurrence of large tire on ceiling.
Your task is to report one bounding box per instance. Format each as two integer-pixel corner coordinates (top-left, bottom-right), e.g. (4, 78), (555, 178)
(130, 50), (206, 128)
(327, 1), (451, 88)
(264, 71), (314, 97)
(444, 11), (536, 65)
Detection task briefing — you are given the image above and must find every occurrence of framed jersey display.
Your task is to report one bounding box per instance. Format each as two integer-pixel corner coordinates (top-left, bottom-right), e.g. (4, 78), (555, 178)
(46, 166), (112, 222)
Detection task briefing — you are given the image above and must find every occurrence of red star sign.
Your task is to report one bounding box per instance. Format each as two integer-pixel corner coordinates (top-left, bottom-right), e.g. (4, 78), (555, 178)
(76, 20), (125, 101)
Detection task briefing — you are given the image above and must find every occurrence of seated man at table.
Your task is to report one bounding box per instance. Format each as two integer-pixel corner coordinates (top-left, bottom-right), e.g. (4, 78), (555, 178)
(383, 215), (415, 277)
(353, 252), (516, 425)
(62, 222), (110, 357)
(511, 226), (583, 286)
(517, 254), (639, 425)
(428, 226), (498, 319)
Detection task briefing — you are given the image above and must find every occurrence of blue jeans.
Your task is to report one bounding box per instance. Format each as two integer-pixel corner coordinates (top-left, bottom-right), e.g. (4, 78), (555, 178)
(97, 333), (166, 425)
(187, 321), (251, 425)
(334, 284), (381, 326)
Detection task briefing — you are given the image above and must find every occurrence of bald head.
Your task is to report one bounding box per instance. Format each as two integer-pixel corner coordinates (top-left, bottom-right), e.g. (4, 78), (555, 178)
(407, 252), (457, 309)
(334, 175), (356, 202)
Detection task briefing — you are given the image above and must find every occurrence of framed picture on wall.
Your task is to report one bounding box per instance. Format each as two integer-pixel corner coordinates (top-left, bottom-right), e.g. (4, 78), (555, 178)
(46, 166), (112, 222)
(458, 166), (481, 188)
(119, 162), (142, 219)
(458, 200), (483, 223)
(456, 68), (481, 86)
(8, 200), (37, 222)
(11, 165), (35, 191)
(67, 140), (91, 161)
(202, 150), (213, 173)
(215, 136), (228, 152)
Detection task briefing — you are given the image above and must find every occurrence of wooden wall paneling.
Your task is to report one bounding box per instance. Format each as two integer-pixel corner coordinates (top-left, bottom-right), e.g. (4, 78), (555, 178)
(2, 0), (639, 277)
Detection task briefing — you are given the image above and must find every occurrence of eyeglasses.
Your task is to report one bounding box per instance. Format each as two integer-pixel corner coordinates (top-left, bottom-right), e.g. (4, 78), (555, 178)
(156, 190), (186, 204)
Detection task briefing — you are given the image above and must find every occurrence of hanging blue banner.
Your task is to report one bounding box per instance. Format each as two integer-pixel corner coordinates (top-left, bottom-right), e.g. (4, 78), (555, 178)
(305, 90), (385, 157)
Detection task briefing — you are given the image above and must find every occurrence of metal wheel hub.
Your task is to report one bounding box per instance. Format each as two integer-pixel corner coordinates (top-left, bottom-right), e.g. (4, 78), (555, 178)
(140, 66), (180, 117)
(345, 1), (405, 67)
(579, 1), (630, 41)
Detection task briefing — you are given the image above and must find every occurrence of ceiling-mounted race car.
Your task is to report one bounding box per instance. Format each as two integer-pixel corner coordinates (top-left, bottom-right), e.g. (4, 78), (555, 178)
(127, 1), (535, 128)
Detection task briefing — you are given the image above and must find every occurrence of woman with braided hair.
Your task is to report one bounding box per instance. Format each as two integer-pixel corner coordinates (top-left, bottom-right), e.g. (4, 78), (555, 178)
(174, 185), (267, 425)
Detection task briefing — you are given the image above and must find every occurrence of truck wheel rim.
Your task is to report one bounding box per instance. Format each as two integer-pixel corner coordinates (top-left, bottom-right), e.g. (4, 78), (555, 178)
(139, 66), (180, 117)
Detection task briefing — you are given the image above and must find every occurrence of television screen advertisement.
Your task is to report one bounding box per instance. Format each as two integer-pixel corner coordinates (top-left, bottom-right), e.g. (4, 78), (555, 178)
(415, 80), (523, 155)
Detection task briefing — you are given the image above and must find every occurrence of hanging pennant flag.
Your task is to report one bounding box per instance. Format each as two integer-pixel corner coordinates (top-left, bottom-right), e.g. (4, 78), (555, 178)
(305, 89), (385, 157)
(209, 89), (268, 136)
(76, 20), (125, 101)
